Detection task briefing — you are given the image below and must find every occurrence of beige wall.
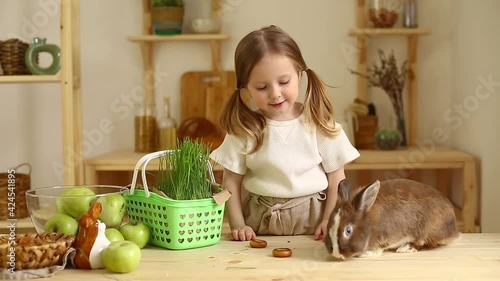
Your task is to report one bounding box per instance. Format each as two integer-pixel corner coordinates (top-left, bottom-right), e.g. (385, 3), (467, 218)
(451, 0), (499, 233)
(0, 0), (498, 231)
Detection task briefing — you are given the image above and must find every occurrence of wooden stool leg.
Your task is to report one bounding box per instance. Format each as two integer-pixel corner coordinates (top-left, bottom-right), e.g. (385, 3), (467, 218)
(462, 161), (477, 233)
(357, 170), (371, 186)
(436, 169), (451, 198)
(84, 165), (97, 185)
(407, 169), (421, 181)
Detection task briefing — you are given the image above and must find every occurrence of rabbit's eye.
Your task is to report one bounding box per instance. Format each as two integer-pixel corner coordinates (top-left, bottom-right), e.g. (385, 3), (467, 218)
(344, 226), (353, 236)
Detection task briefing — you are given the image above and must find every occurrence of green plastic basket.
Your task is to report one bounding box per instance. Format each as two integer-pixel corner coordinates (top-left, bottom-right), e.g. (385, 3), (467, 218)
(125, 150), (226, 250)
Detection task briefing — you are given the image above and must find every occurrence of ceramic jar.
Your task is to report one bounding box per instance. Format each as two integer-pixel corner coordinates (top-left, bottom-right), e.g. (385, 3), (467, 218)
(25, 37), (60, 75)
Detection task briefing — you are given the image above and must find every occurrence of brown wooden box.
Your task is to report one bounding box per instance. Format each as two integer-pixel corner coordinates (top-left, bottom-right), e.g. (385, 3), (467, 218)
(354, 115), (378, 149)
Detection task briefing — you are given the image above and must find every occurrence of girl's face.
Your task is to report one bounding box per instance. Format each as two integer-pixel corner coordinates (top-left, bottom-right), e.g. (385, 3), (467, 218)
(246, 54), (301, 121)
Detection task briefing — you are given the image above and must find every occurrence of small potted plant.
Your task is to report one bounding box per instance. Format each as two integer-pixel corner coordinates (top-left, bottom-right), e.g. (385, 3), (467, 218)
(375, 129), (402, 150)
(151, 0), (184, 35)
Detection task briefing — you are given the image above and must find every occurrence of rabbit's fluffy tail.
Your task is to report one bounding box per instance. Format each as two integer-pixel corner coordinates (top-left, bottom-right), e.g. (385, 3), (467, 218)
(439, 231), (462, 246)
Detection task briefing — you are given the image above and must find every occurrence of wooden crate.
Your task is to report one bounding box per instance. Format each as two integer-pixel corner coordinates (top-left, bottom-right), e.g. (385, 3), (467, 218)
(354, 115), (378, 149)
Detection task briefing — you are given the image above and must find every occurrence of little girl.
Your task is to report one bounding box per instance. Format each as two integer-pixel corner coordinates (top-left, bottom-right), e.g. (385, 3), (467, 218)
(210, 25), (359, 241)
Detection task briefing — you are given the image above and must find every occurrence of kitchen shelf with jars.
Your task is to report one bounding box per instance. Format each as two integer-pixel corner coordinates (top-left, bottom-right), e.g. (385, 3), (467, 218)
(346, 0), (479, 233)
(83, 0), (229, 186)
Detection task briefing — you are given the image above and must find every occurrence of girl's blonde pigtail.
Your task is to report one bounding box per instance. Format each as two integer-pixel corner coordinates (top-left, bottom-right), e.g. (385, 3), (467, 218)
(303, 68), (340, 137)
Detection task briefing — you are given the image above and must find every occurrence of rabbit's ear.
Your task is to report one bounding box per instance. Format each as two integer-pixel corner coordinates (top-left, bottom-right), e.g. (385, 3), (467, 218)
(338, 178), (351, 203)
(354, 180), (380, 213)
(88, 202), (102, 219)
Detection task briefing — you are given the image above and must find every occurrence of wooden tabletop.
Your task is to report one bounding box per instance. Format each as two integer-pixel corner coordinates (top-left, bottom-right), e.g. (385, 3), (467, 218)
(47, 233), (500, 280)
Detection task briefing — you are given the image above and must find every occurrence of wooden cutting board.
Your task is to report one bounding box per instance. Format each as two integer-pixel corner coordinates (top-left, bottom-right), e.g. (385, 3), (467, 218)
(180, 71), (236, 124)
(205, 86), (234, 134)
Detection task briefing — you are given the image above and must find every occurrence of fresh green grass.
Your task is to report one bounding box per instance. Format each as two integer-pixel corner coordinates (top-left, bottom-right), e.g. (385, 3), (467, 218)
(156, 138), (212, 200)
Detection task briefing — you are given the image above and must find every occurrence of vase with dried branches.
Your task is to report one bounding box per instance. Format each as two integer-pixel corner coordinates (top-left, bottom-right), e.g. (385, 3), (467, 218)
(350, 49), (409, 146)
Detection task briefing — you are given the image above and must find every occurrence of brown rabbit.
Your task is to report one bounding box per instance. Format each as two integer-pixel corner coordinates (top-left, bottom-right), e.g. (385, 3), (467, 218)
(325, 178), (459, 260)
(74, 202), (111, 269)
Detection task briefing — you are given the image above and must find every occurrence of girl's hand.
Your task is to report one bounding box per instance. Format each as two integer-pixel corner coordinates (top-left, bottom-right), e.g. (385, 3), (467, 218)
(231, 225), (256, 241)
(314, 219), (329, 241)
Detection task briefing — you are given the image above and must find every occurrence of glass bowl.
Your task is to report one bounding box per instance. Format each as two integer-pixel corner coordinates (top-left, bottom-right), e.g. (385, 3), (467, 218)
(25, 185), (128, 234)
(366, 0), (400, 28)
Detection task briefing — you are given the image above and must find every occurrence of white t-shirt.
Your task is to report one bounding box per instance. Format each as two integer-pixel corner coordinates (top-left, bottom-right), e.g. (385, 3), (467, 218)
(209, 115), (360, 198)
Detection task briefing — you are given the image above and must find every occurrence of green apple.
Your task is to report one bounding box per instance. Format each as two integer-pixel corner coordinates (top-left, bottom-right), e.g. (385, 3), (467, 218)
(105, 228), (125, 243)
(119, 222), (150, 249)
(102, 240), (141, 273)
(56, 187), (96, 218)
(44, 213), (79, 235)
(96, 194), (126, 228)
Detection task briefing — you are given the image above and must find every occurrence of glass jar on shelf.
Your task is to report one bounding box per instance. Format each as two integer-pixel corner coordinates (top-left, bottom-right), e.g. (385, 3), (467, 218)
(366, 0), (400, 28)
(134, 100), (158, 153)
(157, 96), (177, 151)
(402, 0), (418, 28)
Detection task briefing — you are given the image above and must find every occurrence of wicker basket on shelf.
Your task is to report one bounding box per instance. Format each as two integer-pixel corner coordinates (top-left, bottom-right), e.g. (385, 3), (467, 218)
(0, 38), (32, 75)
(0, 163), (31, 220)
(0, 233), (75, 270)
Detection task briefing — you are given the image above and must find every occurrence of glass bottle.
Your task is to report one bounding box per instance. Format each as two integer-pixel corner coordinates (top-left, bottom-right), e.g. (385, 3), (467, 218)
(134, 101), (158, 153)
(157, 96), (177, 151)
(403, 0), (418, 28)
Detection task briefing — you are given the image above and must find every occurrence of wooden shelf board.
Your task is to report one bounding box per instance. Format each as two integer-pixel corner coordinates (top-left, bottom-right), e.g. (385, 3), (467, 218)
(350, 146), (474, 168)
(349, 28), (431, 36)
(84, 146), (474, 173)
(0, 75), (61, 83)
(127, 33), (229, 42)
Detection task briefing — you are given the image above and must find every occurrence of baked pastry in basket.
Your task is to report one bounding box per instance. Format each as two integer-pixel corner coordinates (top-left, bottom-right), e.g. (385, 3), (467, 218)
(0, 232), (75, 270)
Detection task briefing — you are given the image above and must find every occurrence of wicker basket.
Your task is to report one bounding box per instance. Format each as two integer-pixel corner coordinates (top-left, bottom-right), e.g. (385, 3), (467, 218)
(0, 39), (32, 75)
(0, 233), (75, 270)
(0, 163), (31, 220)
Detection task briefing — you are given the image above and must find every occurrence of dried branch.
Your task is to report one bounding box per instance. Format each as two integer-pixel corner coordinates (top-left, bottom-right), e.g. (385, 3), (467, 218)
(349, 49), (408, 119)
(350, 49), (409, 146)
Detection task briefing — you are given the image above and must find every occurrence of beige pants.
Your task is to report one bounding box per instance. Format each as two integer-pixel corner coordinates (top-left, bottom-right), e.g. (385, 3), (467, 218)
(242, 192), (326, 235)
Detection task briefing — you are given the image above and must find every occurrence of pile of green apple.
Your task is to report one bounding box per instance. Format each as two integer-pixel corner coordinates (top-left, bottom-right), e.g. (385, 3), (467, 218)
(102, 223), (149, 273)
(45, 186), (127, 235)
(44, 187), (151, 273)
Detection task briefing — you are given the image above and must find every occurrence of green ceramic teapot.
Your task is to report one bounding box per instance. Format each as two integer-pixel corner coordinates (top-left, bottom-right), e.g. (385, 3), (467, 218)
(25, 37), (61, 75)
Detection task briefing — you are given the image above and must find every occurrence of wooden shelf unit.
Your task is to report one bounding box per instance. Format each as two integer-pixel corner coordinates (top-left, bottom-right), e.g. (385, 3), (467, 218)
(126, 0), (228, 107)
(0, 0), (83, 185)
(83, 1), (229, 182)
(348, 0), (479, 232)
(351, 2), (430, 146)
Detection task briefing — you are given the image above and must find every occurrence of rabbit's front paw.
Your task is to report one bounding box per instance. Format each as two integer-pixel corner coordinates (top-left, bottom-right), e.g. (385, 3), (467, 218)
(396, 243), (418, 253)
(358, 249), (383, 258)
